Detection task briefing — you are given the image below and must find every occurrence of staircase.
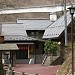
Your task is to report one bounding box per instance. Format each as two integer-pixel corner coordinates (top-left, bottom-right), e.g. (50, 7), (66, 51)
(43, 56), (50, 66)
(42, 54), (48, 65)
(42, 55), (60, 66)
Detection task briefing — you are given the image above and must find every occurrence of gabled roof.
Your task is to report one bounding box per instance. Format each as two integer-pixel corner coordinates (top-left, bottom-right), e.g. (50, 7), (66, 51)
(2, 23), (27, 36)
(43, 11), (71, 39)
(17, 19), (53, 30)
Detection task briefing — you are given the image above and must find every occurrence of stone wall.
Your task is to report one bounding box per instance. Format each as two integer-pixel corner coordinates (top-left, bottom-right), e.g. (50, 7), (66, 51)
(56, 42), (75, 75)
(0, 0), (73, 8)
(56, 55), (72, 75)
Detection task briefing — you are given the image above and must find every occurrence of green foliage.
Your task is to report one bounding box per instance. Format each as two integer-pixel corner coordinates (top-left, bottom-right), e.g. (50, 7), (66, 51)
(0, 69), (6, 75)
(0, 64), (5, 75)
(44, 39), (59, 55)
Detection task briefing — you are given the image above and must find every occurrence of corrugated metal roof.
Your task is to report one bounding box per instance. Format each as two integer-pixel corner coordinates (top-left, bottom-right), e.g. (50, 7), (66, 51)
(4, 35), (37, 41)
(0, 44), (18, 50)
(2, 23), (27, 36)
(17, 19), (53, 30)
(43, 11), (71, 39)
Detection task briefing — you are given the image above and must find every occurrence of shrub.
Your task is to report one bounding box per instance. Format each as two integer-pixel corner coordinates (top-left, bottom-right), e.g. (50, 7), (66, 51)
(44, 39), (60, 55)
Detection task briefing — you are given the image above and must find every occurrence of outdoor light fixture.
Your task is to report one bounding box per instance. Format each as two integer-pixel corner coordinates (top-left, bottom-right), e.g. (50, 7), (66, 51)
(58, 42), (61, 45)
(69, 7), (74, 14)
(68, 6), (75, 75)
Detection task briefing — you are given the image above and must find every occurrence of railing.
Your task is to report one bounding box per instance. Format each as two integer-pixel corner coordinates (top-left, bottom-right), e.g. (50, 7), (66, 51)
(42, 53), (48, 65)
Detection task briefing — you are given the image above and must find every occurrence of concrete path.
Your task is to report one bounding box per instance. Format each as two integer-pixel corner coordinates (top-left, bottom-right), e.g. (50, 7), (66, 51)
(13, 64), (60, 75)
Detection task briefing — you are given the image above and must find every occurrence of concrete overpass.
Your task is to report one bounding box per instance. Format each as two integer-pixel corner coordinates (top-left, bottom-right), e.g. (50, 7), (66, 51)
(0, 5), (73, 14)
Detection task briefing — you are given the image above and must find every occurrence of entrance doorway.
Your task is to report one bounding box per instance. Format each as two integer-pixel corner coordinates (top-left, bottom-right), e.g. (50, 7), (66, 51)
(16, 50), (28, 59)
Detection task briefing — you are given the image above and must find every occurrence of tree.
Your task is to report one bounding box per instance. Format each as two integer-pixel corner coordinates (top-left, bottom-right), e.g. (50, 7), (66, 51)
(44, 39), (59, 55)
(44, 39), (60, 64)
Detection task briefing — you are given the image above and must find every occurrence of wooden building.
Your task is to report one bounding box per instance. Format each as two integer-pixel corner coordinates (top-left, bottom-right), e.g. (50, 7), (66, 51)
(1, 20), (53, 64)
(1, 11), (73, 64)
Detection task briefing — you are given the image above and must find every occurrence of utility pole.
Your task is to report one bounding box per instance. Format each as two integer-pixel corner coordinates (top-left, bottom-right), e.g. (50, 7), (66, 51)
(64, 0), (68, 46)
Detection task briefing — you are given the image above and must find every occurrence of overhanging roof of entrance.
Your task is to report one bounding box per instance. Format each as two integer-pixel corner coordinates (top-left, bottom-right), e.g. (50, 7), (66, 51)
(43, 11), (71, 39)
(0, 44), (18, 50)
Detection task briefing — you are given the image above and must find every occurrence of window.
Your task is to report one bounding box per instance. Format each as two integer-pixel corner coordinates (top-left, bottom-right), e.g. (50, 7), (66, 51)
(31, 32), (34, 35)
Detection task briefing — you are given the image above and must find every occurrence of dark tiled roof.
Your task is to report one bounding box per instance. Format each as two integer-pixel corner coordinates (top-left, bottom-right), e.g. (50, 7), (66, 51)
(2, 23), (27, 36)
(17, 19), (53, 30)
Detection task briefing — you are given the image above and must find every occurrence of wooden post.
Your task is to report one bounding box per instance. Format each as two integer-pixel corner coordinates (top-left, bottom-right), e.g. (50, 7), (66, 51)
(13, 51), (16, 66)
(28, 45), (30, 58)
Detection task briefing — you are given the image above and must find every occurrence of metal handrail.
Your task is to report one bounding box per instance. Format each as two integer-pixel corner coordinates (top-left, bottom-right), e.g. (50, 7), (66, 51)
(42, 54), (48, 65)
